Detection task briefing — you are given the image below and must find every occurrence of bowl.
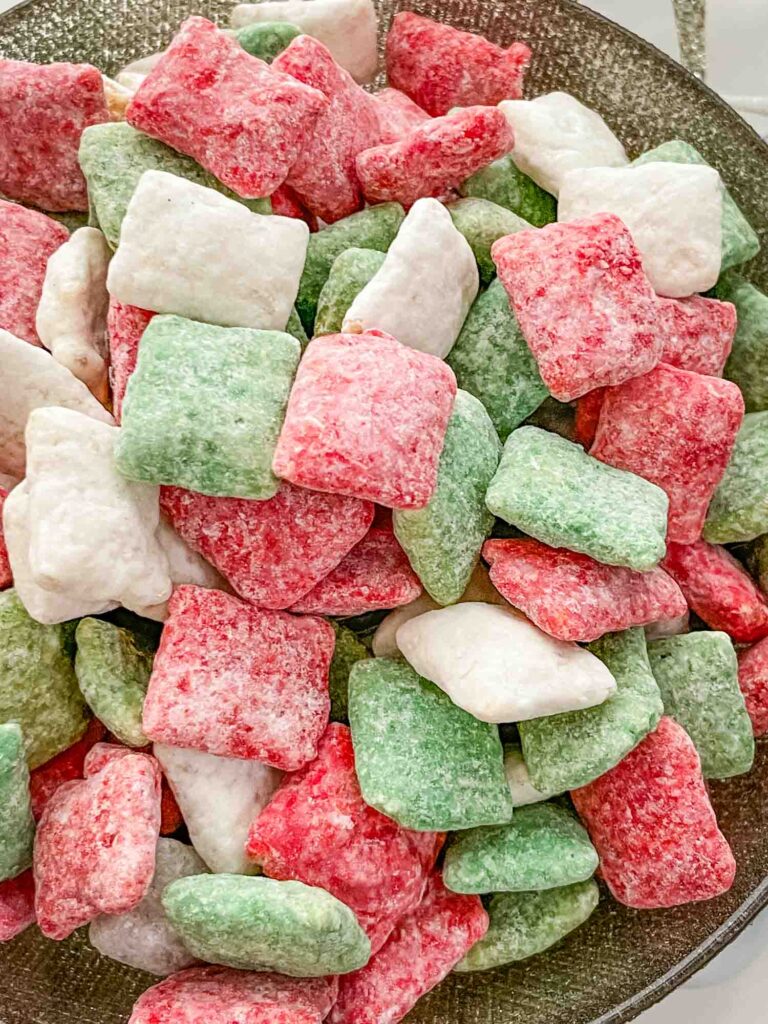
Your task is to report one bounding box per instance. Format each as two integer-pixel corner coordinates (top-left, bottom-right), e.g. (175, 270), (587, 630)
(2, 1), (768, 1022)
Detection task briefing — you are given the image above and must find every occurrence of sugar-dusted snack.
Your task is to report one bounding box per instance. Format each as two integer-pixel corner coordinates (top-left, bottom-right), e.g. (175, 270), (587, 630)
(0, 60), (109, 210)
(460, 153), (557, 228)
(107, 171), (309, 332)
(657, 295), (736, 377)
(648, 632), (754, 779)
(572, 717), (736, 908)
(235, 21), (302, 62)
(487, 427), (669, 571)
(342, 199), (478, 358)
(492, 214), (661, 401)
(328, 622), (369, 722)
(705, 412), (768, 544)
(0, 870), (36, 942)
(314, 248), (386, 336)
(447, 198), (531, 287)
(273, 331), (457, 509)
(0, 489), (12, 591)
(107, 301), (155, 422)
(28, 719), (106, 821)
(34, 750), (162, 939)
(738, 639), (768, 738)
(356, 105), (514, 207)
(372, 87), (430, 144)
(0, 723), (35, 883)
(715, 273), (768, 413)
(520, 629), (664, 794)
(143, 587), (333, 771)
(503, 743), (560, 806)
(116, 316), (299, 499)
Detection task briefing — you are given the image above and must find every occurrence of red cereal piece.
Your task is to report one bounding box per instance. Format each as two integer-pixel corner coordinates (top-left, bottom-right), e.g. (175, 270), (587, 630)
(0, 201), (69, 346)
(330, 872), (487, 1024)
(272, 35), (380, 223)
(591, 363), (744, 544)
(738, 639), (768, 737)
(29, 718), (107, 821)
(372, 88), (431, 145)
(663, 540), (768, 643)
(269, 184), (319, 232)
(0, 60), (109, 211)
(574, 389), (606, 449)
(0, 488), (12, 589)
(0, 870), (36, 942)
(657, 295), (736, 377)
(386, 12), (530, 117)
(34, 750), (161, 939)
(492, 214), (662, 402)
(272, 332), (457, 510)
(107, 300), (156, 422)
(483, 538), (686, 643)
(83, 741), (184, 835)
(572, 717), (736, 909)
(127, 17), (328, 199)
(356, 106), (513, 208)
(247, 724), (444, 953)
(291, 526), (422, 616)
(129, 967), (339, 1024)
(142, 586), (334, 771)
(160, 484), (374, 609)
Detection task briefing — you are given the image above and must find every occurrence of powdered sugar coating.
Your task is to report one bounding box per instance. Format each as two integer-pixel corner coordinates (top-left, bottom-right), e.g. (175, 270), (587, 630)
(657, 295), (736, 377)
(28, 720), (106, 821)
(372, 88), (430, 144)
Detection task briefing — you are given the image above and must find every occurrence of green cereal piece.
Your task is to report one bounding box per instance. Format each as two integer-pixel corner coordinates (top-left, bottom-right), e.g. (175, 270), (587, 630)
(714, 273), (768, 414)
(329, 621), (370, 723)
(454, 880), (599, 972)
(704, 411), (768, 544)
(647, 632), (754, 779)
(314, 248), (387, 337)
(285, 306), (309, 349)
(74, 618), (154, 748)
(443, 803), (597, 895)
(486, 426), (669, 571)
(116, 315), (300, 499)
(393, 390), (500, 605)
(459, 154), (557, 228)
(0, 590), (89, 769)
(447, 198), (532, 286)
(348, 657), (515, 831)
(447, 279), (549, 442)
(296, 203), (405, 333)
(520, 629), (663, 793)
(79, 122), (270, 248)
(0, 723), (35, 882)
(633, 140), (760, 271)
(162, 873), (370, 976)
(235, 21), (302, 62)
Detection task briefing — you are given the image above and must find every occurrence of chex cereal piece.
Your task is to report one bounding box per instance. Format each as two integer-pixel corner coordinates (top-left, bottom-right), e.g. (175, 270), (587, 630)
(372, 87), (430, 144)
(503, 743), (560, 807)
(273, 331), (456, 509)
(715, 273), (768, 412)
(492, 214), (662, 401)
(572, 717), (736, 908)
(107, 301), (155, 422)
(0, 488), (12, 590)
(314, 248), (386, 336)
(84, 743), (184, 839)
(328, 622), (369, 722)
(28, 719), (106, 821)
(447, 198), (531, 287)
(656, 295), (736, 377)
(705, 412), (768, 543)
(236, 22), (302, 62)
(143, 587), (333, 771)
(0, 60), (109, 211)
(0, 723), (35, 883)
(737, 639), (768, 738)
(0, 870), (36, 941)
(460, 153), (557, 227)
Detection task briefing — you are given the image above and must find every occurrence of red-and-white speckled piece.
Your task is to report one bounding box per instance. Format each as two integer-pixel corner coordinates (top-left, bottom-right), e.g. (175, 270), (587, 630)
(34, 750), (161, 939)
(269, 183), (319, 231)
(0, 871), (36, 942)
(272, 332), (456, 510)
(126, 17), (328, 199)
(247, 724), (444, 953)
(0, 488), (11, 589)
(386, 12), (530, 116)
(356, 106), (513, 207)
(591, 363), (744, 544)
(492, 213), (662, 402)
(0, 60), (109, 211)
(160, 484), (374, 609)
(272, 35), (380, 223)
(572, 717), (736, 909)
(738, 638), (768, 738)
(329, 872), (487, 1024)
(107, 300), (155, 422)
(657, 295), (736, 377)
(142, 586), (334, 771)
(483, 538), (686, 643)
(83, 741), (184, 835)
(29, 718), (107, 821)
(372, 88), (430, 144)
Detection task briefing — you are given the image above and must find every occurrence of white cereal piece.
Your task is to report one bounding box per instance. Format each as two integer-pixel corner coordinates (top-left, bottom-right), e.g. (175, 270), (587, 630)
(498, 91), (628, 197)
(0, 329), (113, 479)
(107, 170), (309, 332)
(115, 70), (147, 92)
(120, 51), (165, 77)
(645, 611), (690, 641)
(89, 838), (206, 976)
(343, 198), (478, 359)
(503, 744), (560, 806)
(102, 75), (136, 120)
(396, 602), (616, 723)
(231, 0), (378, 84)
(36, 227), (112, 402)
(558, 162), (723, 297)
(153, 745), (282, 875)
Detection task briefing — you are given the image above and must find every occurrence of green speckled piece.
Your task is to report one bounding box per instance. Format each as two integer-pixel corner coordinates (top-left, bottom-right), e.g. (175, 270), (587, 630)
(447, 198), (532, 286)
(285, 307), (309, 349)
(447, 280), (549, 442)
(162, 873), (370, 976)
(296, 203), (405, 333)
(74, 618), (154, 748)
(393, 390), (500, 605)
(486, 427), (669, 571)
(348, 657), (514, 831)
(314, 248), (386, 337)
(459, 154), (557, 229)
(519, 629), (664, 794)
(454, 880), (600, 972)
(329, 621), (369, 723)
(443, 803), (597, 895)
(647, 632), (754, 780)
(0, 590), (88, 769)
(633, 140), (759, 271)
(116, 315), (300, 499)
(714, 272), (768, 414)
(235, 21), (301, 61)
(704, 411), (768, 544)
(0, 723), (34, 883)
